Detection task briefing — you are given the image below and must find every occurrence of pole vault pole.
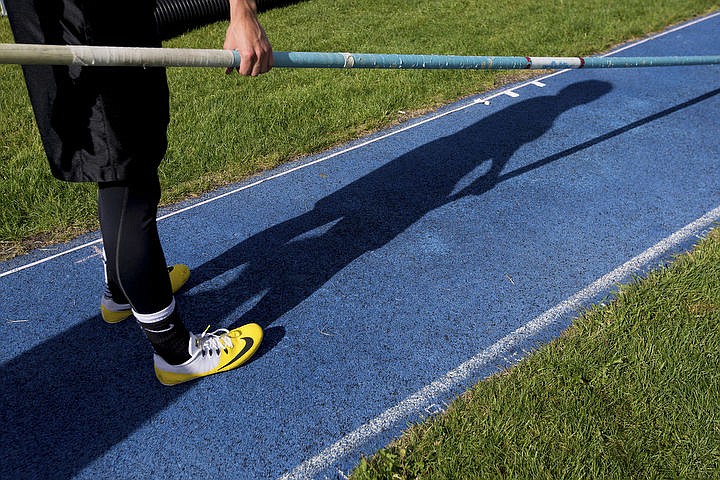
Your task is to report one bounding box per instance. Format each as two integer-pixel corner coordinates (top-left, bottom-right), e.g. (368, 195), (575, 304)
(1, 43), (719, 70)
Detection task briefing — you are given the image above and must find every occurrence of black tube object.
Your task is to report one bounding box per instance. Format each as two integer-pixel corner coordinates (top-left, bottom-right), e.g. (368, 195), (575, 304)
(154, 0), (303, 40)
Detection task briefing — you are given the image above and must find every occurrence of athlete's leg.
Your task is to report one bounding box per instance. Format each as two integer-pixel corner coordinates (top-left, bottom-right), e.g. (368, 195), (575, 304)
(97, 178), (264, 384)
(98, 175), (191, 365)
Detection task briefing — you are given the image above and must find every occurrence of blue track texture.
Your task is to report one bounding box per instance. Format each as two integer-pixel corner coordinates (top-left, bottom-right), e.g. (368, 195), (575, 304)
(1, 12), (719, 480)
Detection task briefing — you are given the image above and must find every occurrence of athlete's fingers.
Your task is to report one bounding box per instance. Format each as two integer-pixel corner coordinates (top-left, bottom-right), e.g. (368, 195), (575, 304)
(223, 2), (273, 77)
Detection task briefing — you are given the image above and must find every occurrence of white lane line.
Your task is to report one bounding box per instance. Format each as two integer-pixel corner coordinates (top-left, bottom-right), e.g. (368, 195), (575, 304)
(0, 239), (104, 278)
(2, 10), (718, 280)
(605, 9), (720, 56)
(279, 204), (720, 480)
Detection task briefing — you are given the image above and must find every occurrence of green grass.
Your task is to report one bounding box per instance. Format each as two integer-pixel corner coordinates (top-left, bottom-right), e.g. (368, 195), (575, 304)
(1, 0), (719, 259)
(352, 229), (720, 479)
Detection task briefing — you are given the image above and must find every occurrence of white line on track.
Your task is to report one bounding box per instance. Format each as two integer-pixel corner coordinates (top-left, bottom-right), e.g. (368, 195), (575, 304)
(1, 10), (717, 279)
(279, 204), (720, 480)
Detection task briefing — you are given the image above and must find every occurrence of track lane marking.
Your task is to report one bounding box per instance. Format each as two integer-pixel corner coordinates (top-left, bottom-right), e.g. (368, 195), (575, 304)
(280, 204), (720, 480)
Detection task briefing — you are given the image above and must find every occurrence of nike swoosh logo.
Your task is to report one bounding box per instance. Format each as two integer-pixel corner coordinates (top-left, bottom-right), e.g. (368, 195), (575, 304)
(218, 337), (255, 370)
(143, 324), (175, 334)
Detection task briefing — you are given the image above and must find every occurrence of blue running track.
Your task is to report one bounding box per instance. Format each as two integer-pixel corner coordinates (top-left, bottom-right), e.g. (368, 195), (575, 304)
(1, 11), (719, 480)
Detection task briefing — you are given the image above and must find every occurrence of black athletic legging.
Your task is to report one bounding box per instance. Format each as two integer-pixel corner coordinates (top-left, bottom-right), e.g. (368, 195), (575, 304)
(98, 174), (173, 315)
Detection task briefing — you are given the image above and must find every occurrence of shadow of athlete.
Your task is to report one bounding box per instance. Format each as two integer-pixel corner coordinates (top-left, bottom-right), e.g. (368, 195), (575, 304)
(184, 80), (613, 329)
(12, 81), (720, 480)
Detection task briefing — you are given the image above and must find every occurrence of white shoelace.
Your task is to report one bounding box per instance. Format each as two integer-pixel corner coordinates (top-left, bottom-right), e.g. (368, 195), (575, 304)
(195, 327), (234, 356)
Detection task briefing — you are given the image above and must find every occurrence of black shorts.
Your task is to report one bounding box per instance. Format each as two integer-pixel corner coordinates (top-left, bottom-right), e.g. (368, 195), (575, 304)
(6, 0), (170, 182)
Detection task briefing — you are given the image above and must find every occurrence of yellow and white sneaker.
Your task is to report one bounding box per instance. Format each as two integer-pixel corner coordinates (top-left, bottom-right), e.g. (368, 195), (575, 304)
(154, 324), (263, 386)
(100, 264), (191, 324)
